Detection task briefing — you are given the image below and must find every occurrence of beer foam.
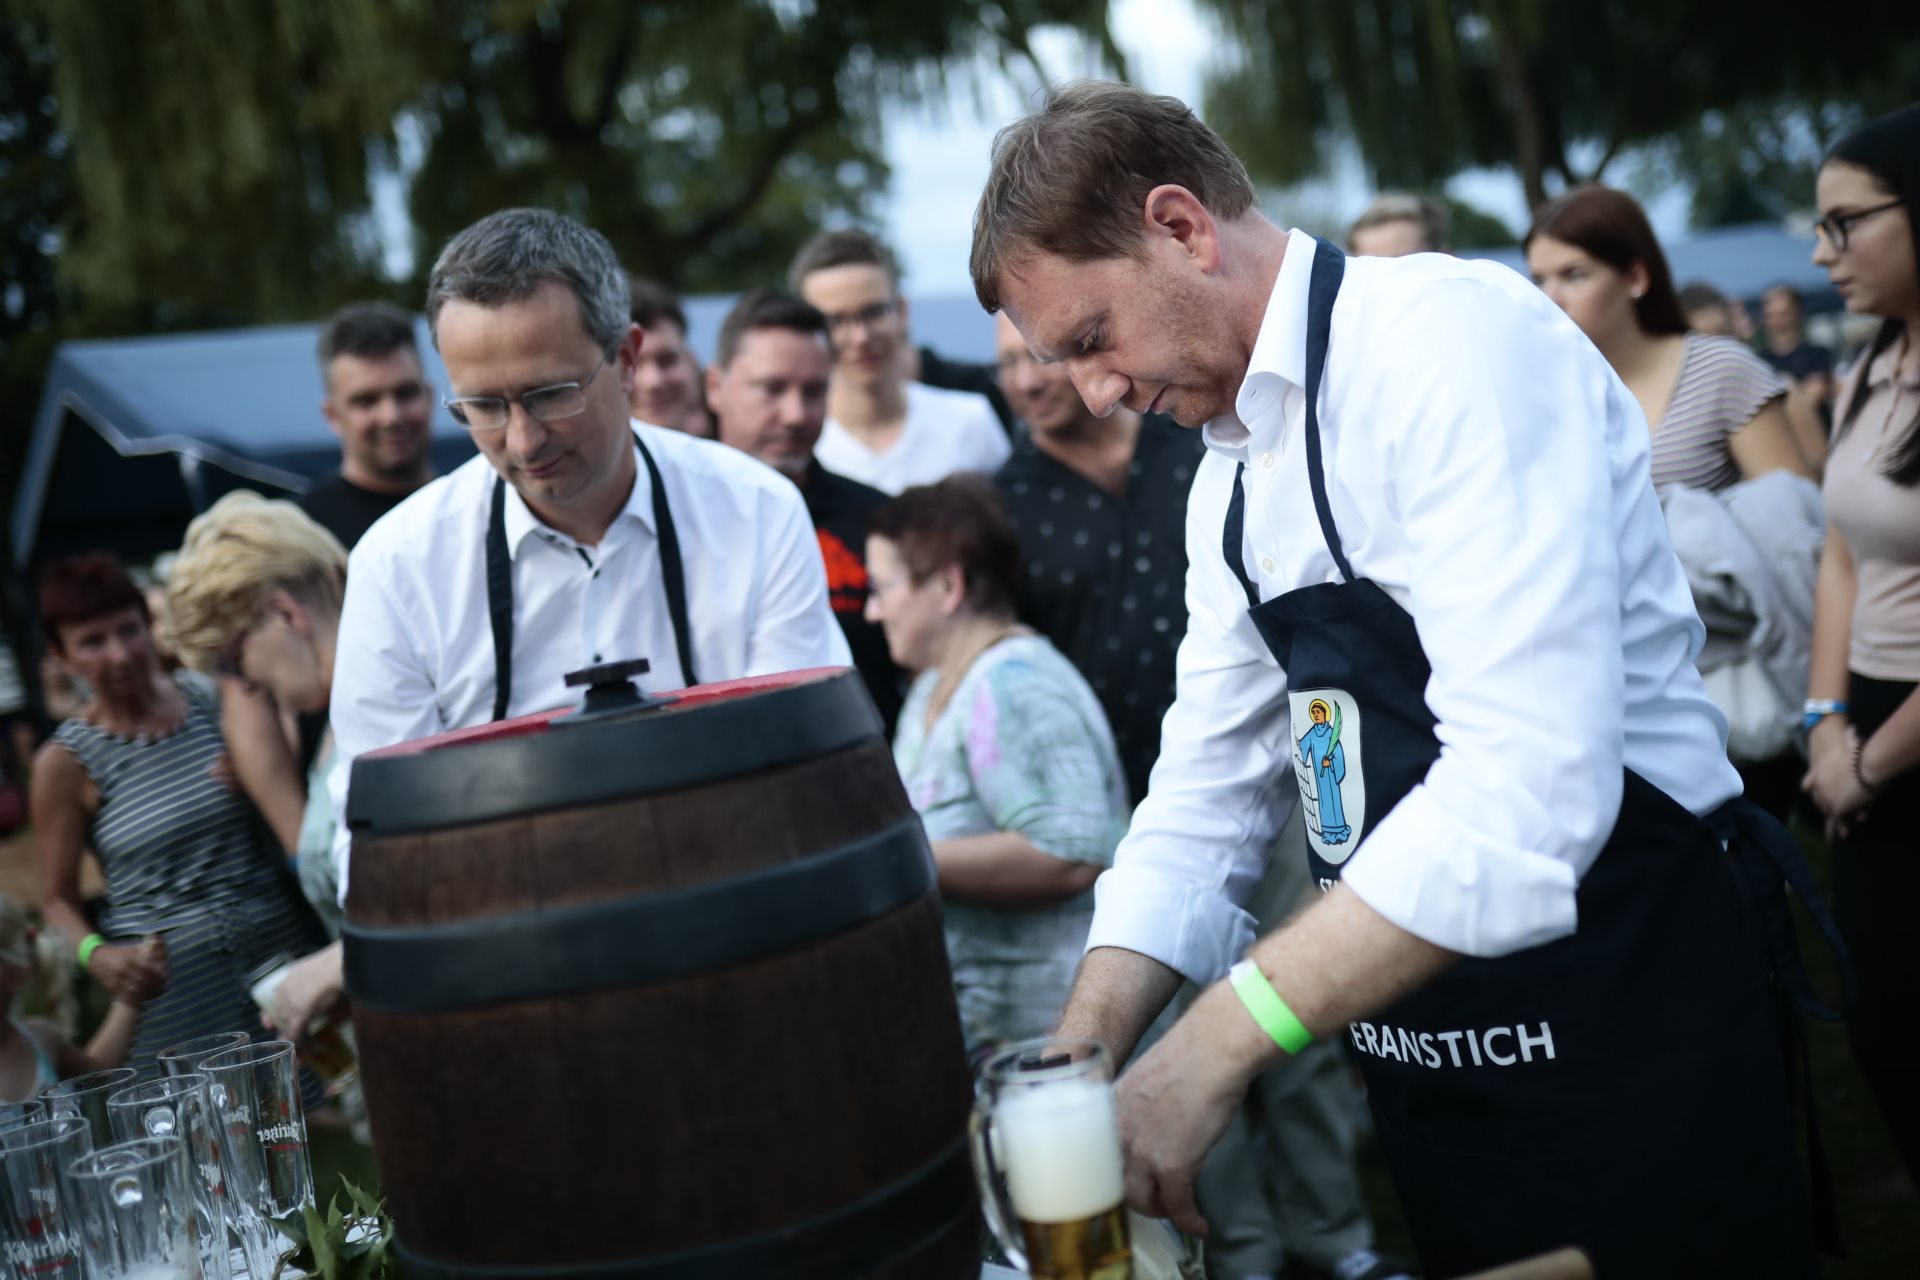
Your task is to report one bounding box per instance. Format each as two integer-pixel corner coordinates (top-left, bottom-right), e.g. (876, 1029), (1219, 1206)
(996, 1077), (1126, 1224)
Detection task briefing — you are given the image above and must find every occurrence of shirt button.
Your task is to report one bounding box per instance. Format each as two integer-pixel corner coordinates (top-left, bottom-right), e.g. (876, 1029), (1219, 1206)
(1259, 451), (1275, 470)
(1260, 556), (1277, 574)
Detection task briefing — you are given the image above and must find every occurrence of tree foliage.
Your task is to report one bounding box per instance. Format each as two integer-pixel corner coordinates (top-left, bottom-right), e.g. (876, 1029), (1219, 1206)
(14, 0), (1116, 335)
(1, 12), (66, 413)
(1196, 0), (1920, 216)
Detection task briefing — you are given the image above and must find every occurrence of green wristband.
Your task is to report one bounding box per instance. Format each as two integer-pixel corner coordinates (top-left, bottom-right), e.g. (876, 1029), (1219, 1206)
(77, 933), (106, 968)
(1229, 958), (1314, 1054)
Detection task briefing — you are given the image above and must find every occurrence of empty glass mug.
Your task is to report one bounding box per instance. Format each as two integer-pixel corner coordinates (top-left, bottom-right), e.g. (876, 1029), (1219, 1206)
(108, 1074), (231, 1280)
(0, 1114), (93, 1280)
(67, 1135), (204, 1280)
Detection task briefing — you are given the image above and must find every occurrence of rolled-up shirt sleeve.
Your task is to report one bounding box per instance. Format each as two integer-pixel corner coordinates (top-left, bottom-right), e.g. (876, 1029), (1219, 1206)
(1084, 459), (1298, 986)
(1338, 281), (1628, 957)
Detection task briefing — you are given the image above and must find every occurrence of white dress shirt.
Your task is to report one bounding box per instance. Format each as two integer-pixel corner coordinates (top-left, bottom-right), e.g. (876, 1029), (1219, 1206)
(328, 422), (851, 892)
(816, 381), (1012, 495)
(1088, 231), (1742, 981)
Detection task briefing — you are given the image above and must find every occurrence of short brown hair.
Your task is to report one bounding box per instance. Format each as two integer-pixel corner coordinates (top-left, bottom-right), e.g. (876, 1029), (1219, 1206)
(39, 553), (148, 651)
(1761, 284), (1804, 314)
(628, 277), (688, 333)
(1524, 184), (1687, 337)
(869, 476), (1020, 619)
(787, 228), (900, 295)
(970, 80), (1256, 313)
(317, 302), (417, 381)
(1348, 193), (1450, 253)
(714, 289), (827, 369)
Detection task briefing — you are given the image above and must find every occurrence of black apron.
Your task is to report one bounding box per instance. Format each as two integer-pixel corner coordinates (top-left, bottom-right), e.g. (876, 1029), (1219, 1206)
(1222, 237), (1841, 1277)
(484, 430), (696, 721)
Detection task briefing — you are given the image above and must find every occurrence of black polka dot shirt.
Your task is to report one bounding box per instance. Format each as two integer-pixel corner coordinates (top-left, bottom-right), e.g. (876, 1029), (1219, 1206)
(995, 415), (1205, 805)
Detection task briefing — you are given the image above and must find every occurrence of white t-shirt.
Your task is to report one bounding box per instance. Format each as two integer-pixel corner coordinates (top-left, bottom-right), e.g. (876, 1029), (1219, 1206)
(815, 381), (1012, 495)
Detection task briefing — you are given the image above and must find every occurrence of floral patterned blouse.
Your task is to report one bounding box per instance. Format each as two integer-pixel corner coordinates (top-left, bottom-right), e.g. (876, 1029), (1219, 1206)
(892, 634), (1130, 1054)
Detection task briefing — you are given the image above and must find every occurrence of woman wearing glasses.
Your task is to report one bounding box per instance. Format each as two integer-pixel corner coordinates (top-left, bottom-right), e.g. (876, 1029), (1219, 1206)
(1800, 102), (1920, 1188)
(30, 553), (327, 1086)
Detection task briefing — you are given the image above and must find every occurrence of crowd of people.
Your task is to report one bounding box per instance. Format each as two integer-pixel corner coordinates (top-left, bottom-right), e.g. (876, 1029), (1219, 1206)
(4, 82), (1916, 1279)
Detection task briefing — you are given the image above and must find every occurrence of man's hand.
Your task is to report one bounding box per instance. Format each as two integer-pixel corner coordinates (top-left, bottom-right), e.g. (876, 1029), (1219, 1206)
(1113, 1007), (1248, 1237)
(263, 942), (347, 1049)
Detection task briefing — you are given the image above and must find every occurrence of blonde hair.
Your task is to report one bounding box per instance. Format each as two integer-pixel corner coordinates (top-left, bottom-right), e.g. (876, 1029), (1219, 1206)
(166, 491), (348, 674)
(0, 894), (75, 1028)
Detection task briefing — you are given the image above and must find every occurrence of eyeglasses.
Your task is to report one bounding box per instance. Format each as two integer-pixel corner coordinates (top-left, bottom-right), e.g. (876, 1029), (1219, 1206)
(445, 357), (607, 430)
(1813, 199), (1903, 253)
(820, 300), (898, 337)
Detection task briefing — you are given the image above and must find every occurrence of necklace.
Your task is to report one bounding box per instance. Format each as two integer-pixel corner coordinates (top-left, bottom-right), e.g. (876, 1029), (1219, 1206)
(924, 623), (1025, 730)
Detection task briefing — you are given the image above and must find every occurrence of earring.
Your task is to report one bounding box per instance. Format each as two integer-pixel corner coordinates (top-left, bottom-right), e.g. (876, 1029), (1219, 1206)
(1630, 288), (1644, 299)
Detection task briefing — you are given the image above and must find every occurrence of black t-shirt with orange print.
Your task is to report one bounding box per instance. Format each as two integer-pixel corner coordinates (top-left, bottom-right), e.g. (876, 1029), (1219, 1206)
(802, 460), (905, 734)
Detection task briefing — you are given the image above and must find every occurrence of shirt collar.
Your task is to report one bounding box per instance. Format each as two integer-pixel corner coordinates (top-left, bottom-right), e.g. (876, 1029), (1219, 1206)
(1201, 228), (1318, 455)
(500, 426), (656, 559)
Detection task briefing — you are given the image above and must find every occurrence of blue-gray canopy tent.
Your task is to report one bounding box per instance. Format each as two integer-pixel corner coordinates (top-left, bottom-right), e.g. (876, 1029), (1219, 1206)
(11, 319), (477, 571)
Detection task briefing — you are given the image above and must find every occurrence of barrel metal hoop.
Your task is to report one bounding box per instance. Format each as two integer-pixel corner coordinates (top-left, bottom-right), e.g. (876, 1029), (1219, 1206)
(388, 1132), (976, 1279)
(346, 669), (882, 837)
(343, 817), (934, 1015)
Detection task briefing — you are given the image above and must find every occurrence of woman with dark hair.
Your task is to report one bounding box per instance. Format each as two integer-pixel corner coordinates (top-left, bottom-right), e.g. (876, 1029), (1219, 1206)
(1530, 185), (1820, 822)
(29, 553), (327, 1089)
(1800, 101), (1920, 1185)
(1526, 184), (1810, 488)
(865, 477), (1130, 1054)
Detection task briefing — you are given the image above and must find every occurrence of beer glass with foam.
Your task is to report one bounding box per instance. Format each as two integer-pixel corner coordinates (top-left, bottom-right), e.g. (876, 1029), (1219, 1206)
(971, 1038), (1132, 1280)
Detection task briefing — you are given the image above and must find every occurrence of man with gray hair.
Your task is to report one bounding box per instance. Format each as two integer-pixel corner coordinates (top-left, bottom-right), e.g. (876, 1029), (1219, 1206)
(1346, 193), (1450, 258)
(327, 208), (850, 897)
(973, 81), (1828, 1275)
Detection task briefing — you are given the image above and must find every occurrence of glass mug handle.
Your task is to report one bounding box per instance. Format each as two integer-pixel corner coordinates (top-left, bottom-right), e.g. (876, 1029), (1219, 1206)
(968, 1096), (1029, 1272)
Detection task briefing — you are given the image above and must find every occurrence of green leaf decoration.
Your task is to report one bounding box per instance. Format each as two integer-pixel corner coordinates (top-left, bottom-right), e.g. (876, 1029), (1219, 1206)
(269, 1176), (396, 1278)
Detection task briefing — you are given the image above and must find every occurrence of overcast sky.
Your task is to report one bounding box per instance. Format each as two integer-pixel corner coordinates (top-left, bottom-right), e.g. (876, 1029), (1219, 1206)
(879, 0), (1690, 297)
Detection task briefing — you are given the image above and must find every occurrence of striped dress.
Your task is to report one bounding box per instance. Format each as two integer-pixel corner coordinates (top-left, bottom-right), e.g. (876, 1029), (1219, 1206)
(54, 672), (326, 1099)
(1649, 332), (1789, 493)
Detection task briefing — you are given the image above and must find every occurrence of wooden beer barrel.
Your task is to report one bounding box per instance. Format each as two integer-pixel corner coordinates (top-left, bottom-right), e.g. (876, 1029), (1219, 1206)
(342, 667), (978, 1278)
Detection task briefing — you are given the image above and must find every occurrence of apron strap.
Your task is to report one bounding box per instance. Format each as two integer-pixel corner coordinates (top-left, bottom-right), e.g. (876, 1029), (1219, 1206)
(484, 430), (697, 723)
(486, 477), (515, 722)
(635, 429), (699, 688)
(1712, 800), (1855, 1021)
(1712, 798), (1855, 1255)
(1301, 237), (1356, 585)
(1217, 236), (1354, 594)
(1222, 463), (1260, 608)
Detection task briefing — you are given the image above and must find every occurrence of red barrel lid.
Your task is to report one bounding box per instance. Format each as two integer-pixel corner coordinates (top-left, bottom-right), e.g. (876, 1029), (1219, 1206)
(346, 666), (881, 838)
(362, 667), (851, 759)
